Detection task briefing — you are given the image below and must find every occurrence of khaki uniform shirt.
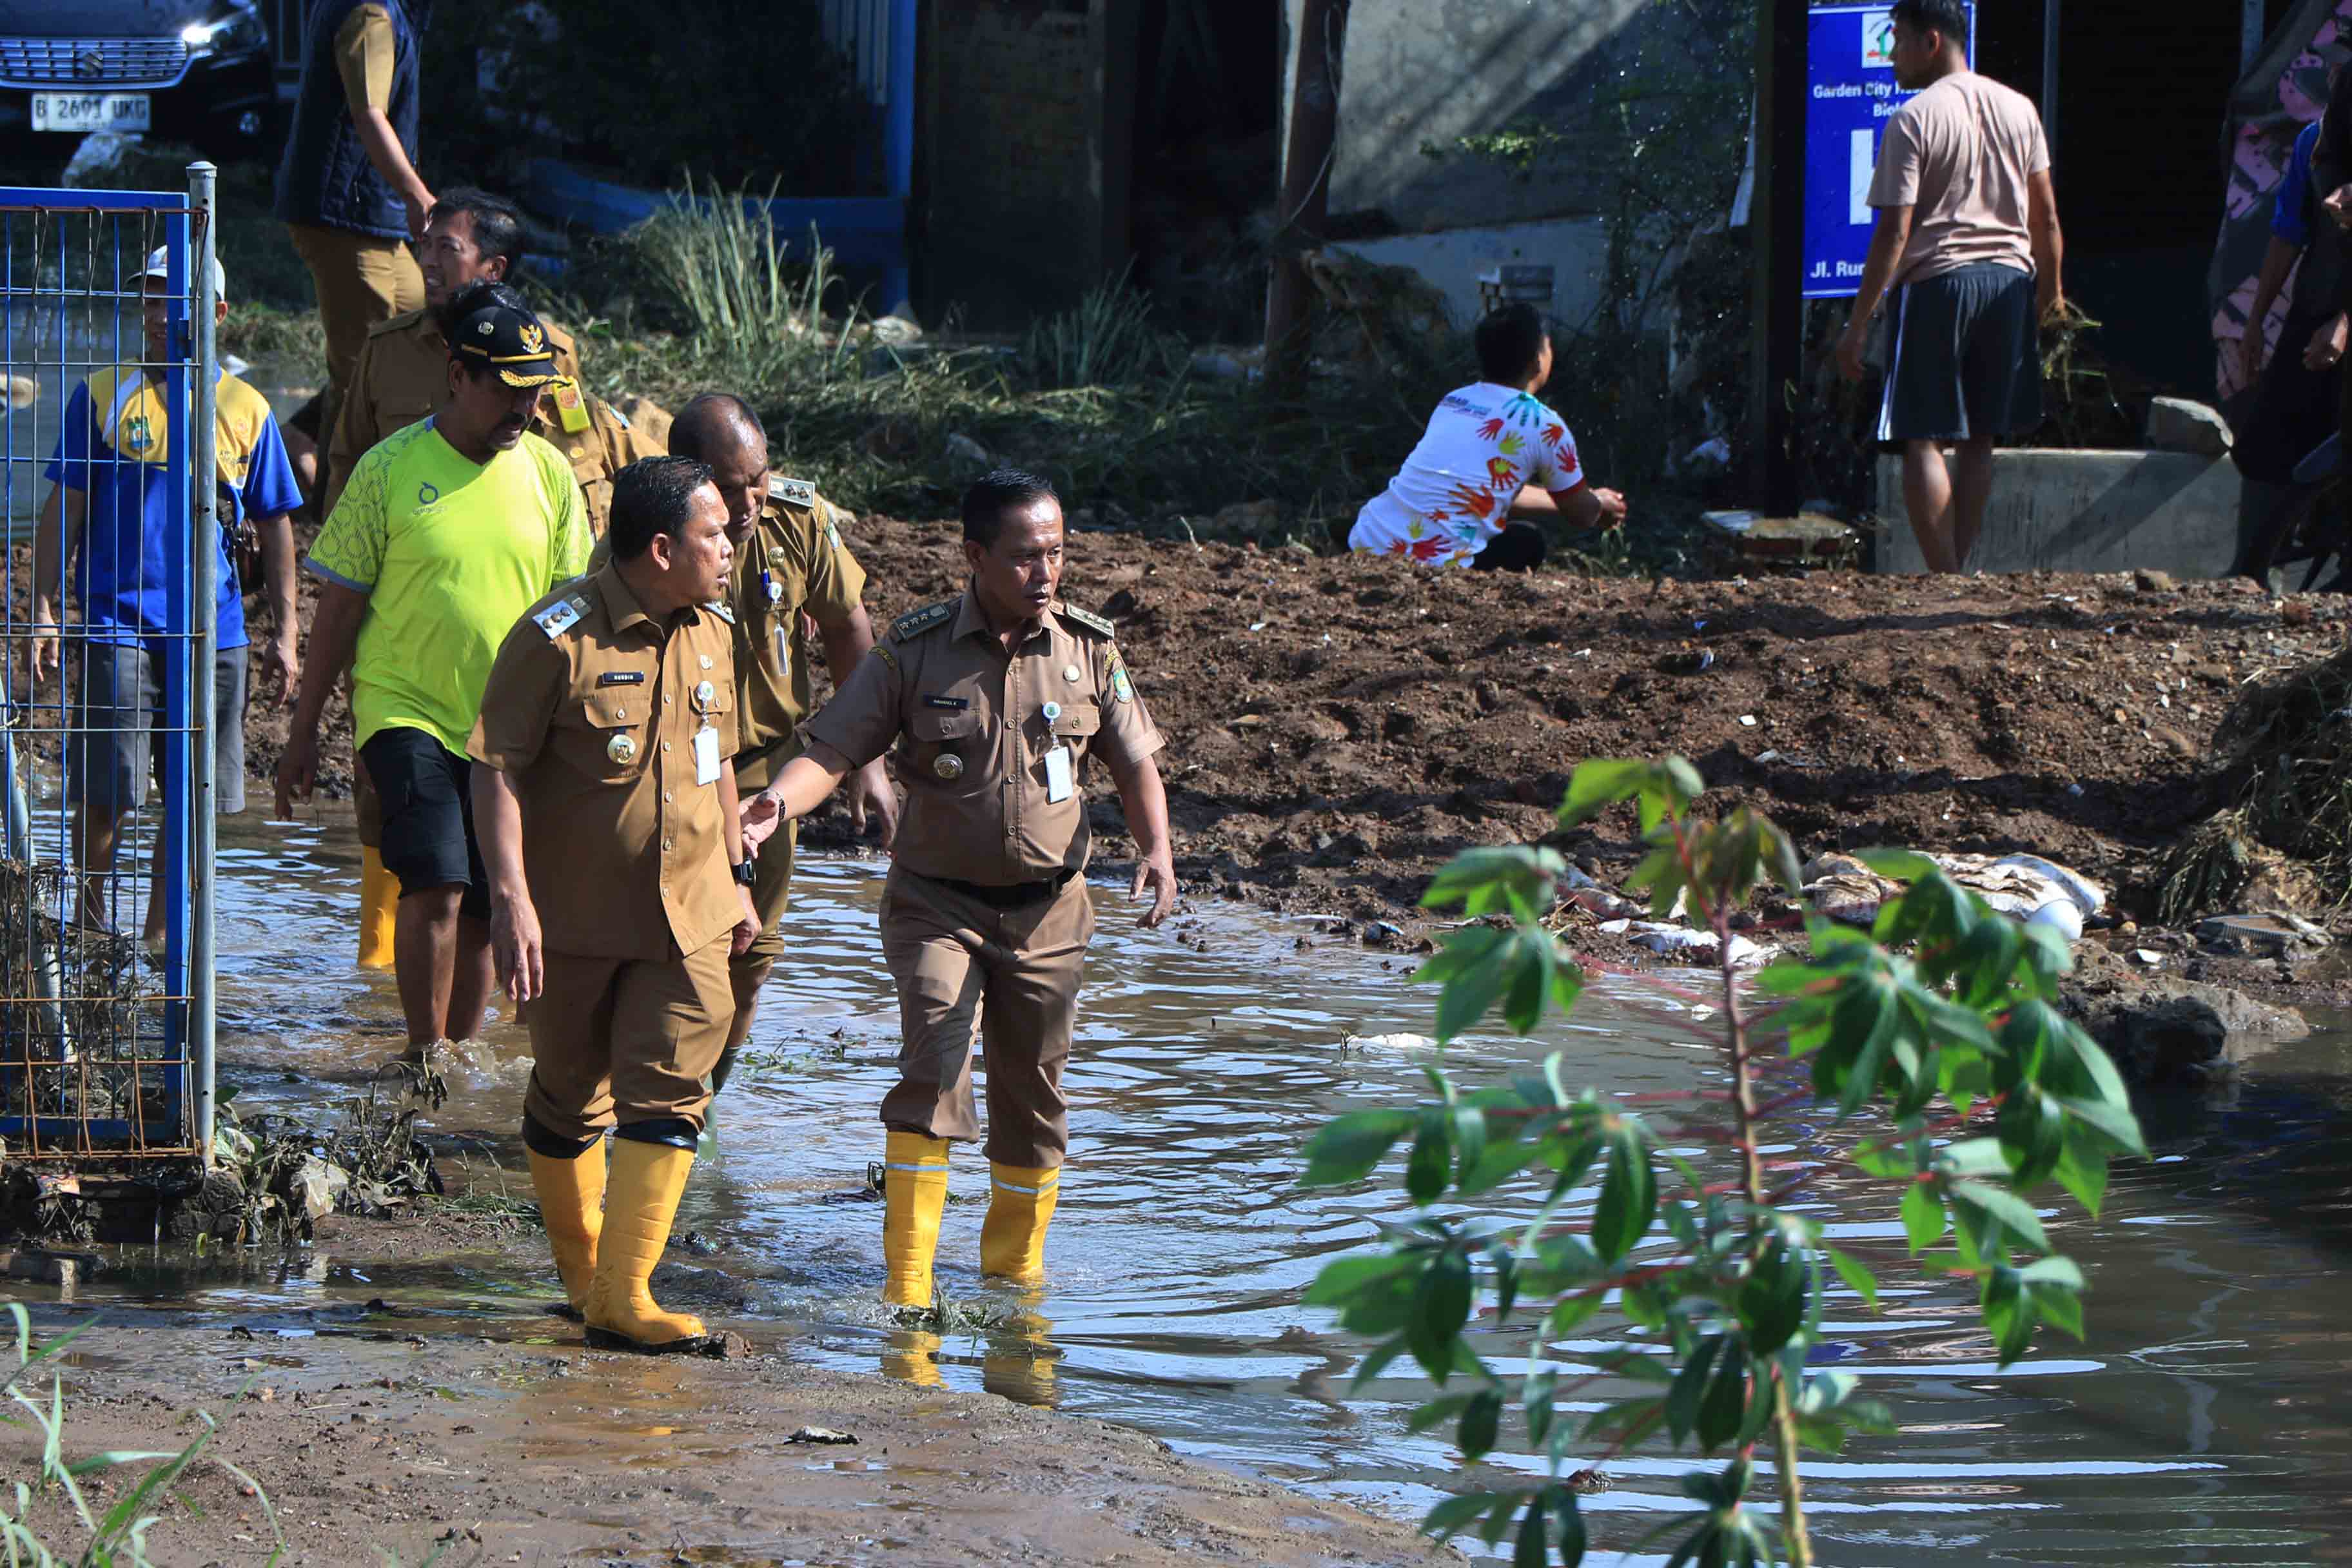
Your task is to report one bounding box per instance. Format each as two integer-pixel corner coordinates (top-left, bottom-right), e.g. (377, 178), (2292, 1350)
(727, 476), (869, 791)
(469, 565), (741, 961)
(804, 591), (1164, 886)
(325, 312), (662, 531)
(335, 5), (395, 113)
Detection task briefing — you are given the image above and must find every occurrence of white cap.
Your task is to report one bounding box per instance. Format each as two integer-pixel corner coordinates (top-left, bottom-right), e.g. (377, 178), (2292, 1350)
(137, 245), (226, 302)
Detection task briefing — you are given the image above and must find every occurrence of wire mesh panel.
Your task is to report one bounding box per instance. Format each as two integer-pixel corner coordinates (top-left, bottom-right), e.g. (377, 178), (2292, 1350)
(0, 183), (213, 1163)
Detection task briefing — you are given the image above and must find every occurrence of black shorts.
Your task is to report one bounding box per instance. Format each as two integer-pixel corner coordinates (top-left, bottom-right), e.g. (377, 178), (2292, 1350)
(360, 726), (489, 921)
(1877, 262), (2043, 444)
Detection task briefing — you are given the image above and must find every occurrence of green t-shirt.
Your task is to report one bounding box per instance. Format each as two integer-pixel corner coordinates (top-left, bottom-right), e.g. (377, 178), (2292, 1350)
(308, 420), (590, 756)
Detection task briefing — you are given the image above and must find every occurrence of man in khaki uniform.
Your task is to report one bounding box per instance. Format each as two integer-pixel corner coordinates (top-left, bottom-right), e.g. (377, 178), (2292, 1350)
(274, 0), (432, 480)
(664, 394), (897, 1095)
(471, 456), (760, 1353)
(741, 469), (1177, 1309)
(328, 190), (662, 533)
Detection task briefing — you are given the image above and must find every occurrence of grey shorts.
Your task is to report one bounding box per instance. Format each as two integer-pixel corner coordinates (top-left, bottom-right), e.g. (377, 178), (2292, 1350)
(1877, 262), (2044, 444)
(67, 643), (248, 816)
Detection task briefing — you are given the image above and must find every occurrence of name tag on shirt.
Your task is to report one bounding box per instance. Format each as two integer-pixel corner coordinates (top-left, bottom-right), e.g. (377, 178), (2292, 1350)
(693, 725), (721, 786)
(1044, 745), (1073, 803)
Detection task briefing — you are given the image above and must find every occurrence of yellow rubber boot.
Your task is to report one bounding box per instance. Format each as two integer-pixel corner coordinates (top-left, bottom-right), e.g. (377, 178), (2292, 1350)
(883, 1131), (952, 1308)
(582, 1139), (707, 1352)
(979, 1162), (1061, 1284)
(881, 1328), (946, 1389)
(526, 1139), (606, 1316)
(357, 847), (401, 970)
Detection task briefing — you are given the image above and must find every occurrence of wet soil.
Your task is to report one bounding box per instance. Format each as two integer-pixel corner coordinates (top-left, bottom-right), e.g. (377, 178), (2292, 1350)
(231, 519), (2352, 963)
(10, 1311), (1431, 1566)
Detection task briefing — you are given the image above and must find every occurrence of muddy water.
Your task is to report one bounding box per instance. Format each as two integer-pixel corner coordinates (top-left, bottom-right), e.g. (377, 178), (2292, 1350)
(79, 808), (2352, 1563)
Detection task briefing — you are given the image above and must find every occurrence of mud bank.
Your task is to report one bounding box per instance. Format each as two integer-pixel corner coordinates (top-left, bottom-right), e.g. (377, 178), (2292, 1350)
(6, 1305), (1431, 1567)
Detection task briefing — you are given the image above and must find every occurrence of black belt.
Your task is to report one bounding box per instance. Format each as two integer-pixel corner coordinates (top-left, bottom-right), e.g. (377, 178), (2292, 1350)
(928, 868), (1077, 908)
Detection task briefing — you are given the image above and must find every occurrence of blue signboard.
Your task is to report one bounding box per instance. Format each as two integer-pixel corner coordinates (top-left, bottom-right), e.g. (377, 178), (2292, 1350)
(1803, 3), (1974, 299)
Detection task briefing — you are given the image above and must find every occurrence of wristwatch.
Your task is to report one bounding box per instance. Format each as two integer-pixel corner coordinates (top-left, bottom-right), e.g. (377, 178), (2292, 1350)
(732, 857), (758, 888)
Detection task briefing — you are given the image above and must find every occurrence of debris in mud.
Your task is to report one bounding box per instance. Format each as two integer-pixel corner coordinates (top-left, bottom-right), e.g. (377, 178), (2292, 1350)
(208, 1085), (444, 1242)
(787, 1425), (858, 1445)
(2057, 941), (2310, 1085)
(0, 858), (166, 1132)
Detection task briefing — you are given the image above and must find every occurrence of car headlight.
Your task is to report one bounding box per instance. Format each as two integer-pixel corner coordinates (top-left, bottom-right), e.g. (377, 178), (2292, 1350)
(181, 5), (268, 54)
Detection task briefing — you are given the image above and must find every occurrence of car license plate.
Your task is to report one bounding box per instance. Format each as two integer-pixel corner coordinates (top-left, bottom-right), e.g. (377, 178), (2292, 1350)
(31, 92), (151, 134)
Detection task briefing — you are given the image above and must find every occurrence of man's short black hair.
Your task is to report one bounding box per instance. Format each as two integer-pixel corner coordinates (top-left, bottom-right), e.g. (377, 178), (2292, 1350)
(1888, 0), (1970, 48)
(962, 467), (1059, 547)
(429, 186), (526, 276)
(1474, 303), (1549, 386)
(440, 279), (533, 369)
(608, 456), (716, 562)
(669, 392), (768, 466)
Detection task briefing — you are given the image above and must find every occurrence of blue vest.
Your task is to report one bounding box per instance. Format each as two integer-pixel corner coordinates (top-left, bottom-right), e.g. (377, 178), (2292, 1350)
(271, 0), (424, 239)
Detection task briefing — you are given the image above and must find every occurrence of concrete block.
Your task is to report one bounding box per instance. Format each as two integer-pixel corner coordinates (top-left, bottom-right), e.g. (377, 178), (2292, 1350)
(2146, 397), (2233, 455)
(1874, 449), (2246, 578)
(1330, 219), (1611, 331)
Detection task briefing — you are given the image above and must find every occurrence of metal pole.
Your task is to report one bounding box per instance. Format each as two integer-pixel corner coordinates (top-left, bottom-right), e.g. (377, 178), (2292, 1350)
(2242, 0), (2266, 70)
(2041, 0), (2061, 162)
(1749, 0), (1806, 514)
(188, 161), (219, 1164)
(883, 0), (917, 314)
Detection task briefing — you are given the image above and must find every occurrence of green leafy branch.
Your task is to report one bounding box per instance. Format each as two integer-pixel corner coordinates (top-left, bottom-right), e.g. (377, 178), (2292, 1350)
(1297, 758), (2145, 1566)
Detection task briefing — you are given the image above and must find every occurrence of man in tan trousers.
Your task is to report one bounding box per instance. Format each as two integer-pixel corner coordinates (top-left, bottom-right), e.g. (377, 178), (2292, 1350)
(741, 467), (1177, 1311)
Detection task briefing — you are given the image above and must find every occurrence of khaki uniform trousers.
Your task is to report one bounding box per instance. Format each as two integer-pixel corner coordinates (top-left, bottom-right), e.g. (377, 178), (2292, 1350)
(729, 817), (798, 1010)
(286, 222), (424, 432)
(878, 867), (1093, 1170)
(524, 937), (733, 1144)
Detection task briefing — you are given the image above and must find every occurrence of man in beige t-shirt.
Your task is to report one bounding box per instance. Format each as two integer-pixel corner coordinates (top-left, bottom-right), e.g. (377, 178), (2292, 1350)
(1834, 0), (2064, 574)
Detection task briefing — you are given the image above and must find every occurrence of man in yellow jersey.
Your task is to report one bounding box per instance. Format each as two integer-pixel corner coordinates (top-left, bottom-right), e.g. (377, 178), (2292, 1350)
(276, 284), (590, 1060)
(25, 248), (303, 947)
(328, 198), (660, 972)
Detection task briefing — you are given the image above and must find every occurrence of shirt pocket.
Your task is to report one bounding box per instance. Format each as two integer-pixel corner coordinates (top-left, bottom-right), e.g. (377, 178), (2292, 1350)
(574, 691), (647, 782)
(909, 709), (982, 790)
(1037, 701), (1099, 752)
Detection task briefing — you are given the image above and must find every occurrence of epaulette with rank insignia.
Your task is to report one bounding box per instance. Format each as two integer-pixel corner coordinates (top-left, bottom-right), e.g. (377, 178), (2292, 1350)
(704, 598), (736, 625)
(1058, 603), (1117, 638)
(767, 475), (817, 509)
(533, 591), (593, 640)
(890, 598), (957, 642)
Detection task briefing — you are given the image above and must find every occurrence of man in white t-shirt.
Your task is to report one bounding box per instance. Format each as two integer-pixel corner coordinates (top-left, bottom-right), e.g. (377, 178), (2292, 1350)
(1349, 303), (1628, 569)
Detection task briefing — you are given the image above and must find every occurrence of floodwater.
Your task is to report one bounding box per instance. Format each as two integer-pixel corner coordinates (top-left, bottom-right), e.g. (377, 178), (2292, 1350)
(48, 807), (2352, 1563)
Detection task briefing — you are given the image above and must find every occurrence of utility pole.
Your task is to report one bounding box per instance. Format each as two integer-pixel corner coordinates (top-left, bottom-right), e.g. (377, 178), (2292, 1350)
(1749, 0), (1808, 515)
(1265, 0), (1346, 398)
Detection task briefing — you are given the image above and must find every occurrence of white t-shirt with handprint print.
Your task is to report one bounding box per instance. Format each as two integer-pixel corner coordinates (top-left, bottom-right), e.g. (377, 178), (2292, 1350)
(1348, 383), (1583, 566)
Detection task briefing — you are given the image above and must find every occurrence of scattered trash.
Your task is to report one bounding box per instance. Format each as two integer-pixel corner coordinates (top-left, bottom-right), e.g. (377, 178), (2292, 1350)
(1738, 714), (1758, 727)
(787, 1426), (858, 1446)
(1624, 923), (1770, 968)
(2133, 948), (2165, 966)
(1341, 1032), (1438, 1052)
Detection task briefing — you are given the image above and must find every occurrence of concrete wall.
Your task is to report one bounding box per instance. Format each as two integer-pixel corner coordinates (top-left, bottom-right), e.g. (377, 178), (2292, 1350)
(923, 0), (1137, 326)
(1331, 217), (1612, 330)
(1872, 450), (2246, 576)
(1282, 0), (1666, 232)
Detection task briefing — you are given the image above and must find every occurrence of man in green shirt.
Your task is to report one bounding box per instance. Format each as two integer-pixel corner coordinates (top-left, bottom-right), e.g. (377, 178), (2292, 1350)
(277, 282), (590, 1059)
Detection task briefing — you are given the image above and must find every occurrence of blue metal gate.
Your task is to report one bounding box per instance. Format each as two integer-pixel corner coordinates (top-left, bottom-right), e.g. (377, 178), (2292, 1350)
(0, 168), (219, 1169)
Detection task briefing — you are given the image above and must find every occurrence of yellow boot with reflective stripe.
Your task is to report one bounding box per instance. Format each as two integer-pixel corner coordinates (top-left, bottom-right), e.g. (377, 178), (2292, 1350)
(527, 1140), (605, 1317)
(979, 1162), (1061, 1284)
(883, 1131), (952, 1308)
(357, 847), (401, 970)
(583, 1140), (707, 1352)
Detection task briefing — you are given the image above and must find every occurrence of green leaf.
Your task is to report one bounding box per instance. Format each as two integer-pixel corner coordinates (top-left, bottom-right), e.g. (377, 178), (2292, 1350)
(1696, 1337), (1749, 1452)
(1422, 845), (1569, 914)
(1524, 1367), (1558, 1447)
(1739, 1239), (1808, 1355)
(1422, 1492), (1504, 1543)
(1951, 1179), (2050, 1255)
(1302, 1253), (1414, 1308)
(1557, 758), (1661, 825)
(1591, 1120), (1657, 1263)
(1544, 1291), (1605, 1338)
(1665, 1333), (1723, 1443)
(1549, 1489), (1588, 1565)
(1405, 1113), (1451, 1206)
(1407, 1393), (1476, 1434)
(1451, 1107), (1490, 1188)
(1981, 1264), (2031, 1364)
(1900, 1181), (1947, 1254)
(2052, 1124), (2112, 1215)
(1513, 1497), (1550, 1568)
(1829, 971), (1900, 1117)
(1298, 1110), (1416, 1187)
(1458, 1387), (1504, 1460)
(2017, 1255), (2084, 1290)
(1761, 822), (1807, 897)
(1408, 1250), (1474, 1381)
(1853, 847), (1936, 882)
(1348, 1333), (1411, 1391)
(1427, 928), (1515, 1044)
(1825, 1246), (1880, 1313)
